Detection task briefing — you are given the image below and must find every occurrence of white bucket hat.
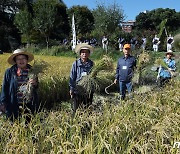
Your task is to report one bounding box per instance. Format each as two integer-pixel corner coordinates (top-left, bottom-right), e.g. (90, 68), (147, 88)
(166, 50), (174, 56)
(7, 49), (34, 65)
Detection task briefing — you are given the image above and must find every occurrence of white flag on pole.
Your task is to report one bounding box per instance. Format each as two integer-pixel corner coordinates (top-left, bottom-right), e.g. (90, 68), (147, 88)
(72, 14), (76, 50)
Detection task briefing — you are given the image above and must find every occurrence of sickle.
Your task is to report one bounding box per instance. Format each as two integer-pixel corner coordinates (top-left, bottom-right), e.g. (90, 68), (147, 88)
(105, 83), (115, 95)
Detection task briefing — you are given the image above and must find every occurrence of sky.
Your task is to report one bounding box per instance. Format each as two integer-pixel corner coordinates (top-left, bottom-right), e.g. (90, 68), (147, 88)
(64, 0), (180, 21)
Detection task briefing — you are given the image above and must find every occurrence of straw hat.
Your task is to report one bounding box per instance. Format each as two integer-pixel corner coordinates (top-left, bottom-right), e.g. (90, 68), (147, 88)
(75, 43), (94, 54)
(7, 49), (34, 65)
(166, 50), (174, 56)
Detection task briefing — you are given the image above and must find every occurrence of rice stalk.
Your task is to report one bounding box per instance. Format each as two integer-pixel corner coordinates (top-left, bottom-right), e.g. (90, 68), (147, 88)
(136, 52), (150, 84)
(20, 60), (49, 103)
(155, 58), (169, 69)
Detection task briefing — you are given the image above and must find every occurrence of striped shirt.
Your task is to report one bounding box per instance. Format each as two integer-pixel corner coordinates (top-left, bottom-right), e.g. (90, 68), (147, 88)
(16, 69), (29, 104)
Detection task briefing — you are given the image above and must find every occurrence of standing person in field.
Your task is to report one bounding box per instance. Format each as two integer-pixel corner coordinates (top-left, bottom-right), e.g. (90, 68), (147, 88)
(69, 43), (94, 113)
(0, 49), (39, 121)
(141, 36), (147, 51)
(158, 50), (176, 87)
(152, 35), (160, 52)
(102, 36), (108, 53)
(167, 34), (174, 51)
(130, 37), (137, 50)
(114, 44), (136, 100)
(118, 36), (125, 52)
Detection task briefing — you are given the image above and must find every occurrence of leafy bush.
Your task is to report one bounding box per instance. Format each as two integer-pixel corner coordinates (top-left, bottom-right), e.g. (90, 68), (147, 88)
(173, 33), (180, 52)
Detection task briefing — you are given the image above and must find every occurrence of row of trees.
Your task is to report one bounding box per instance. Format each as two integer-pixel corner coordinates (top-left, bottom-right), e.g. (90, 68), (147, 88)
(0, 0), (124, 51)
(134, 8), (180, 51)
(0, 0), (180, 51)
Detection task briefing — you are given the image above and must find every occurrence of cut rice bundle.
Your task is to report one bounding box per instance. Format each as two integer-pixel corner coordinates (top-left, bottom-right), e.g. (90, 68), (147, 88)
(155, 58), (169, 69)
(20, 60), (49, 102)
(137, 52), (150, 71)
(76, 55), (114, 96)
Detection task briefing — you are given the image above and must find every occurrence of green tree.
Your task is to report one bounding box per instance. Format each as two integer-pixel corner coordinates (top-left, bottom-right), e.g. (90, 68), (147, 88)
(135, 8), (180, 51)
(0, 0), (21, 51)
(52, 3), (70, 40)
(14, 7), (33, 46)
(135, 8), (180, 34)
(68, 5), (94, 38)
(92, 2), (125, 37)
(33, 0), (57, 49)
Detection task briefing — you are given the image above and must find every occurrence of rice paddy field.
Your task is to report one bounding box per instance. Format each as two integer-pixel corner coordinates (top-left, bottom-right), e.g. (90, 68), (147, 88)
(0, 51), (179, 153)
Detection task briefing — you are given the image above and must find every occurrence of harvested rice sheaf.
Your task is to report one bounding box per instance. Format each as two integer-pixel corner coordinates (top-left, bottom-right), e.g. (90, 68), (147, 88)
(155, 58), (169, 69)
(20, 60), (49, 102)
(137, 52), (150, 71)
(91, 55), (114, 77)
(76, 55), (114, 96)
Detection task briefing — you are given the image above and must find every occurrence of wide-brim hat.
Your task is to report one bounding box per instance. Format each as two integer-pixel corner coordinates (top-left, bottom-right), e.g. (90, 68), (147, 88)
(75, 43), (94, 54)
(7, 49), (34, 65)
(166, 50), (174, 56)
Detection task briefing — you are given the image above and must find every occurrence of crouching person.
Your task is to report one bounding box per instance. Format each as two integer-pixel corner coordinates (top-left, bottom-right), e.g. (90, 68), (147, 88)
(69, 43), (94, 113)
(0, 49), (39, 122)
(158, 50), (176, 87)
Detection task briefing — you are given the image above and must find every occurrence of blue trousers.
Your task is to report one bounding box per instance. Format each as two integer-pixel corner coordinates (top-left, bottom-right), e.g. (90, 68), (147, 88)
(119, 81), (132, 100)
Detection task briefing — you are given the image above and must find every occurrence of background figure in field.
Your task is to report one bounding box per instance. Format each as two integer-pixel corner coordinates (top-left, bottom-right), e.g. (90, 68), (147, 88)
(152, 35), (160, 52)
(77, 39), (82, 45)
(141, 36), (147, 51)
(63, 38), (68, 46)
(102, 36), (108, 53)
(130, 37), (137, 51)
(84, 39), (89, 44)
(118, 37), (125, 52)
(89, 38), (97, 47)
(167, 34), (174, 51)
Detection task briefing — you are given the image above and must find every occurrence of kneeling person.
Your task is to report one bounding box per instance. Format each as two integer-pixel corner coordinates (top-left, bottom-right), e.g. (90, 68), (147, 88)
(158, 50), (176, 87)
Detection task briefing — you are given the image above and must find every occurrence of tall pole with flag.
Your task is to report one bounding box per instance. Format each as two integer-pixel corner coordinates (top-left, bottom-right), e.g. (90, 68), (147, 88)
(72, 14), (76, 51)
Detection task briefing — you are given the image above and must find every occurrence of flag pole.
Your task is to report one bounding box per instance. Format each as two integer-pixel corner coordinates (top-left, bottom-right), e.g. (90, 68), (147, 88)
(72, 14), (76, 51)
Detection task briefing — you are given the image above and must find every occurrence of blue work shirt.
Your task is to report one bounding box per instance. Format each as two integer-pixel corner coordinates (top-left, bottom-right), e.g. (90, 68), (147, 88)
(115, 55), (136, 82)
(159, 58), (176, 78)
(69, 58), (94, 92)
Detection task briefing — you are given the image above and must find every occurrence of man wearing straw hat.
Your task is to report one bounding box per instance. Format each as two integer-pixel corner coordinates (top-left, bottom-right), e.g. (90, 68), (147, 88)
(0, 49), (39, 121)
(69, 43), (94, 113)
(158, 50), (176, 87)
(114, 44), (136, 100)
